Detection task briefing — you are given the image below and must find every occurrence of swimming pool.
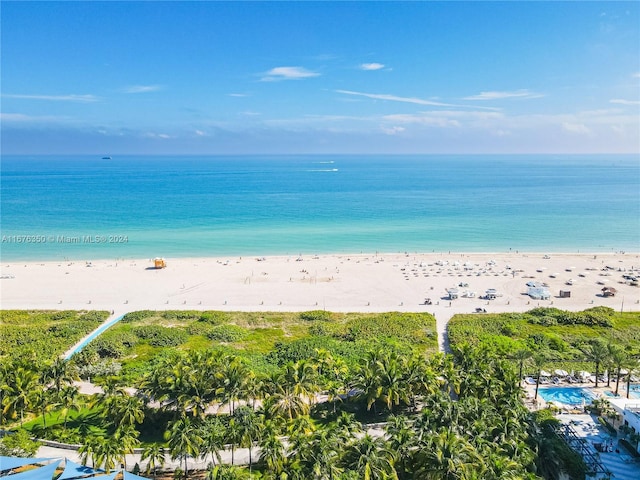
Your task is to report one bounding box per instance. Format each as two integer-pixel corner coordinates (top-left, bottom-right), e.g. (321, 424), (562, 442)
(539, 387), (597, 405)
(603, 385), (640, 399)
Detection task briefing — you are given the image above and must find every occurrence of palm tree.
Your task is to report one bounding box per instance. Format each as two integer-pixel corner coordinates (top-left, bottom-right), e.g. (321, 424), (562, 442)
(79, 427), (107, 468)
(141, 443), (166, 478)
(610, 345), (629, 396)
(58, 384), (81, 430)
(3, 366), (39, 425)
(341, 434), (398, 480)
(44, 357), (76, 395)
(258, 420), (286, 476)
(513, 348), (533, 381)
(233, 405), (262, 472)
(351, 353), (382, 414)
(165, 415), (203, 478)
(115, 424), (140, 471)
(32, 388), (53, 429)
(583, 339), (609, 388)
(112, 394), (146, 428)
(384, 414), (415, 477)
(217, 357), (252, 415)
(413, 429), (483, 479)
(376, 351), (409, 413)
(627, 358), (639, 399)
(199, 416), (225, 467)
(532, 354), (547, 401)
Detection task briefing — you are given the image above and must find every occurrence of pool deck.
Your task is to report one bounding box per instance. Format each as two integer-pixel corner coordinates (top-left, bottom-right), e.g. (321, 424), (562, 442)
(559, 414), (640, 479)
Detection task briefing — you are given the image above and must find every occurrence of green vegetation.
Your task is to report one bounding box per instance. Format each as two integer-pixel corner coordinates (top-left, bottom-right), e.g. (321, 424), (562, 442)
(3, 340), (544, 479)
(0, 310), (108, 361)
(71, 310), (437, 381)
(448, 307), (640, 374)
(5, 307), (637, 479)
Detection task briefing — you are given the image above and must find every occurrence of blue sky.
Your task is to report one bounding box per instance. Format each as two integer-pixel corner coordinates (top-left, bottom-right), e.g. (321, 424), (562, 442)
(2, 1), (639, 154)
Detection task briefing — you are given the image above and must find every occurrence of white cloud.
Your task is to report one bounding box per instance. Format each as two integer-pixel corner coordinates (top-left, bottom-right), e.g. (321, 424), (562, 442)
(260, 66), (320, 81)
(359, 63), (385, 71)
(633, 72), (640, 78)
(381, 125), (405, 135)
(610, 99), (640, 105)
(229, 93), (248, 97)
(143, 132), (171, 139)
(122, 85), (163, 94)
(463, 90), (544, 100)
(562, 123), (591, 134)
(2, 93), (99, 102)
(194, 130), (207, 136)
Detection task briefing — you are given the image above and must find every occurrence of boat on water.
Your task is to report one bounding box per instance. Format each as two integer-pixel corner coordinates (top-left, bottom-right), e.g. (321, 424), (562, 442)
(102, 156), (112, 160)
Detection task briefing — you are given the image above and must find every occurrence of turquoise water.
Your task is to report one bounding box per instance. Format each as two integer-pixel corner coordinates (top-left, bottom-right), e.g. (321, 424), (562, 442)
(539, 387), (597, 405)
(1, 154), (638, 261)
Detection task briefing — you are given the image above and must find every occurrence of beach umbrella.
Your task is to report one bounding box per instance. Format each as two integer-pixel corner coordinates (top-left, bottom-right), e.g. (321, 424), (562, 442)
(540, 370), (551, 377)
(554, 369), (569, 377)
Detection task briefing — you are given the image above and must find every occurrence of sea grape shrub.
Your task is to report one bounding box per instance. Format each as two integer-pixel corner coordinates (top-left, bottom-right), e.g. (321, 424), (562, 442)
(161, 310), (202, 322)
(122, 310), (156, 323)
(206, 325), (247, 343)
(88, 331), (137, 358)
(299, 310), (333, 322)
(529, 316), (558, 326)
(187, 322), (217, 336)
(134, 325), (188, 347)
(526, 306), (613, 327)
(198, 311), (230, 324)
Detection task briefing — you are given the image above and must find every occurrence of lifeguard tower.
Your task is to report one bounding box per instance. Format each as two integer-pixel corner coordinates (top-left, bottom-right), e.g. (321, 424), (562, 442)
(153, 257), (167, 269)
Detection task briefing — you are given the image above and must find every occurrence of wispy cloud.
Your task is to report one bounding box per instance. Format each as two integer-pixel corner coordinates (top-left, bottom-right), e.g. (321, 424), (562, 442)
(335, 89), (499, 110)
(359, 63), (385, 71)
(463, 89), (544, 100)
(122, 85), (163, 94)
(336, 89), (453, 107)
(610, 98), (640, 105)
(562, 123), (590, 134)
(229, 93), (249, 97)
(3, 93), (99, 102)
(260, 66), (320, 81)
(633, 72), (640, 78)
(0, 112), (68, 123)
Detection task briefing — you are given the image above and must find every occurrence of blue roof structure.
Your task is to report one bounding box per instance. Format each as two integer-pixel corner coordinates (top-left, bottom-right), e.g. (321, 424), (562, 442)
(0, 458), (144, 480)
(0, 457), (56, 473)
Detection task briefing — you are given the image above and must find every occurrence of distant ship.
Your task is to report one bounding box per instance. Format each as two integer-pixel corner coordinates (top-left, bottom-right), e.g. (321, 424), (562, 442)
(101, 156), (112, 160)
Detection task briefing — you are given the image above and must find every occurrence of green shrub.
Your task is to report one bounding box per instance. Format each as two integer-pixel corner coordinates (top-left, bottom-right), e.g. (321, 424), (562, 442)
(134, 325), (188, 347)
(299, 310), (333, 322)
(122, 310), (156, 322)
(162, 310), (202, 321)
(198, 311), (230, 324)
(207, 325), (247, 343)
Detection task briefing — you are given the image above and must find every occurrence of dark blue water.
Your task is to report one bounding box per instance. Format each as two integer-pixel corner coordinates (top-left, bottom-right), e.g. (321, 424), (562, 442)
(1, 154), (638, 260)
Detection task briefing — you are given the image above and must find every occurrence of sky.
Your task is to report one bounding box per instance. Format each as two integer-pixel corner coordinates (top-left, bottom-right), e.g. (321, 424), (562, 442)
(1, 1), (639, 155)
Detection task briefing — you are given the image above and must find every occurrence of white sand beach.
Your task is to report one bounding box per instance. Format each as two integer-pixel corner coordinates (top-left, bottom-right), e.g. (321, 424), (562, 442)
(2, 252), (639, 350)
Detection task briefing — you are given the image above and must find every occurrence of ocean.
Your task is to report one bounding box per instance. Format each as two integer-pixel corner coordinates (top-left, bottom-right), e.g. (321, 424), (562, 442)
(1, 154), (638, 261)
